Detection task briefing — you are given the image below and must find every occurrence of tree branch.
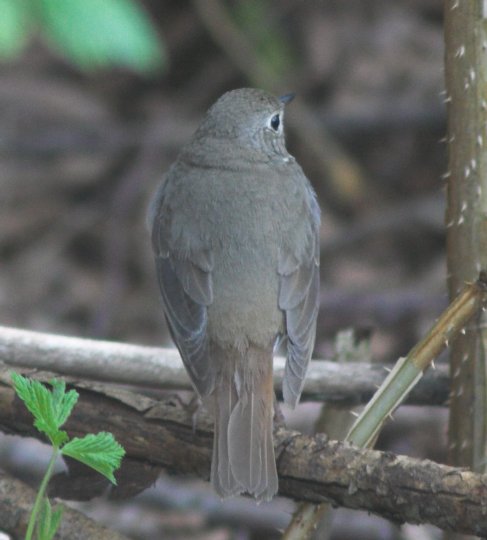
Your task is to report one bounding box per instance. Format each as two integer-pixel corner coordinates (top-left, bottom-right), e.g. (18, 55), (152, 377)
(0, 366), (486, 536)
(0, 325), (449, 405)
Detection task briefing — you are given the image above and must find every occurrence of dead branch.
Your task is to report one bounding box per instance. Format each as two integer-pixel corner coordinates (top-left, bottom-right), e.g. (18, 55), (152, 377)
(0, 366), (485, 536)
(0, 325), (448, 405)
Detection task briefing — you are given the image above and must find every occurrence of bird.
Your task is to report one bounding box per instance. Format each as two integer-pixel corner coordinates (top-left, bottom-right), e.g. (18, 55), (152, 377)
(148, 88), (320, 501)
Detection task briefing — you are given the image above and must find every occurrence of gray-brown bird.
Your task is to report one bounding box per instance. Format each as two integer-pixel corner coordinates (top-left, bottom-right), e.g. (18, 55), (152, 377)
(148, 88), (320, 501)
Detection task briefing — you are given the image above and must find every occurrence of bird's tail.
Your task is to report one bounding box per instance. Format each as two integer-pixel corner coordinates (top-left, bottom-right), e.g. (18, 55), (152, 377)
(210, 344), (278, 502)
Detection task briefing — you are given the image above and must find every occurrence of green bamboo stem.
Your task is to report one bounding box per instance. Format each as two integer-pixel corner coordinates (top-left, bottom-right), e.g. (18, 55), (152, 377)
(347, 279), (484, 446)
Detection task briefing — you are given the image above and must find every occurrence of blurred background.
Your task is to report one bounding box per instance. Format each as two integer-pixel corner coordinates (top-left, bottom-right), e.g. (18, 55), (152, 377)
(0, 0), (448, 538)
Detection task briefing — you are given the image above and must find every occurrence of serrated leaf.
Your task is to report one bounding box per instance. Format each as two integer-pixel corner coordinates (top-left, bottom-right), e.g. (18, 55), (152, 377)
(0, 0), (31, 59)
(50, 429), (69, 447)
(37, 497), (63, 540)
(11, 372), (77, 446)
(38, 0), (165, 73)
(11, 372), (58, 442)
(61, 432), (125, 484)
(49, 378), (78, 429)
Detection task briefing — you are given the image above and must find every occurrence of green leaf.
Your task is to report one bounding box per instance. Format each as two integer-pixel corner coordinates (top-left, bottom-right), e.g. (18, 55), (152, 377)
(11, 372), (77, 446)
(0, 0), (31, 59)
(48, 428), (69, 448)
(37, 0), (165, 73)
(49, 378), (79, 429)
(61, 432), (125, 484)
(37, 497), (63, 540)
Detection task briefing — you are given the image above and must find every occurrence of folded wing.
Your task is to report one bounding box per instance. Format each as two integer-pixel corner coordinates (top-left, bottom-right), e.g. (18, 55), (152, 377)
(278, 188), (320, 407)
(150, 182), (215, 398)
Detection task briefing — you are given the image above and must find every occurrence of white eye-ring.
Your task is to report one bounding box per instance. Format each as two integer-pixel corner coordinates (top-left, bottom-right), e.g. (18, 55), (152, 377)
(268, 113), (281, 132)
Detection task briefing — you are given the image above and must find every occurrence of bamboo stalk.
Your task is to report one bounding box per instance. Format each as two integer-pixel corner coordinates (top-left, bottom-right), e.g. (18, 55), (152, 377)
(444, 0), (487, 472)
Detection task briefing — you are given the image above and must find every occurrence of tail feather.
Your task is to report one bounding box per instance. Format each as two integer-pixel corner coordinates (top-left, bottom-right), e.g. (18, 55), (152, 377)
(228, 387), (265, 493)
(211, 369), (241, 497)
(211, 344), (278, 502)
(258, 412), (279, 499)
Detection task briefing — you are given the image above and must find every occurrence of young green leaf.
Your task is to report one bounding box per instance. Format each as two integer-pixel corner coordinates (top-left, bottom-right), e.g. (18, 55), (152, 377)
(49, 378), (79, 429)
(38, 0), (166, 73)
(11, 372), (77, 446)
(61, 432), (125, 484)
(37, 497), (63, 540)
(0, 0), (31, 59)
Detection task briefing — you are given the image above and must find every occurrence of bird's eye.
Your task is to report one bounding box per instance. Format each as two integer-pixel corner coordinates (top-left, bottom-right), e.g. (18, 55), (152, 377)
(270, 114), (280, 132)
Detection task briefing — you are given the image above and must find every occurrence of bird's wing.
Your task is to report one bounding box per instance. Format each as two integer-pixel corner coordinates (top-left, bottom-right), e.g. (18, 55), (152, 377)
(149, 180), (215, 398)
(278, 187), (320, 407)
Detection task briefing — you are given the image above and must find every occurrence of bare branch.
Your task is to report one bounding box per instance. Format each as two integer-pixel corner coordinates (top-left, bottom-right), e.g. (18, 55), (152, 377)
(0, 325), (448, 405)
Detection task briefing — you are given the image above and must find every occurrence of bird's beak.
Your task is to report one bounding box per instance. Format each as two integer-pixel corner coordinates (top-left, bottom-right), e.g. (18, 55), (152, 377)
(279, 92), (295, 105)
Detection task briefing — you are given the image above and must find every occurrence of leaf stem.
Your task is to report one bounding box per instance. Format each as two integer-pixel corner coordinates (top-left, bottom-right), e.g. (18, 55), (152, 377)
(25, 447), (59, 540)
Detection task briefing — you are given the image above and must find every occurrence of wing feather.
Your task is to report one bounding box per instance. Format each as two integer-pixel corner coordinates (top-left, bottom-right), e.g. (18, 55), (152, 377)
(150, 182), (215, 398)
(279, 188), (320, 408)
